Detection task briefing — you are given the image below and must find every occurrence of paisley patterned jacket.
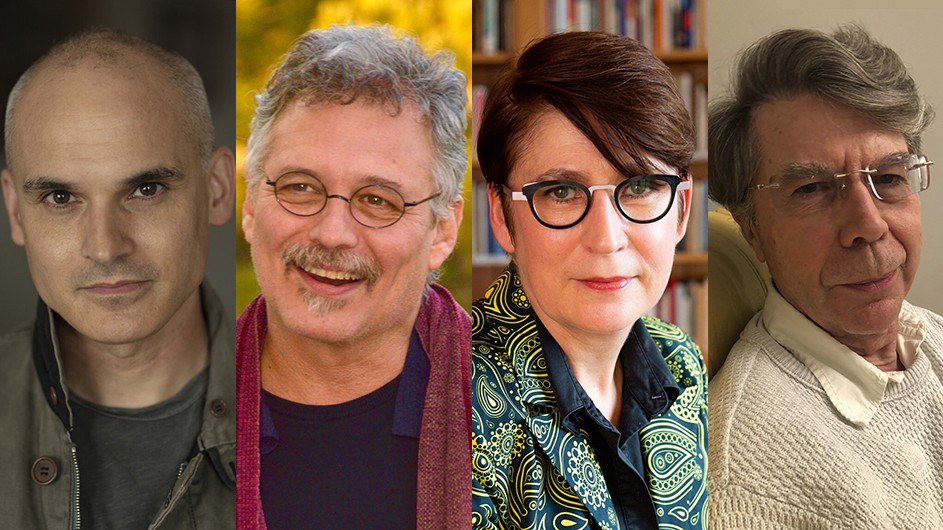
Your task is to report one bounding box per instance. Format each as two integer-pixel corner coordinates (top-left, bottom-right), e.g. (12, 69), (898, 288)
(471, 267), (708, 529)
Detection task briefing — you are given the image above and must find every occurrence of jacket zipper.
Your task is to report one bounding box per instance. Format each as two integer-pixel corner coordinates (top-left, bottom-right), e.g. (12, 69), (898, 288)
(71, 444), (82, 530)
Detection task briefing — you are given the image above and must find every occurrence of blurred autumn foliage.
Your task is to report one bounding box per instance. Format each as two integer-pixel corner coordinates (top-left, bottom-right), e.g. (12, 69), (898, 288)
(235, 0), (473, 314)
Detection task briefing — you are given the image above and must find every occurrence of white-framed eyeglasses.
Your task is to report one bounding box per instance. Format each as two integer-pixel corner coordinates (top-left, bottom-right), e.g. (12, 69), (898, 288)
(505, 174), (690, 229)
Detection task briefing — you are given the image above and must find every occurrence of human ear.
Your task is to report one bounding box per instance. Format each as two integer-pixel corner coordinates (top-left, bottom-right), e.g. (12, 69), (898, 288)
(734, 212), (767, 263)
(427, 196), (463, 271)
(1, 169), (25, 246)
(675, 180), (692, 243)
(487, 185), (515, 254)
(206, 147), (236, 226)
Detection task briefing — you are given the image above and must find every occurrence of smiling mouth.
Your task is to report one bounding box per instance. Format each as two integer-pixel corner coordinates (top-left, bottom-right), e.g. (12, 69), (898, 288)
(298, 265), (364, 286)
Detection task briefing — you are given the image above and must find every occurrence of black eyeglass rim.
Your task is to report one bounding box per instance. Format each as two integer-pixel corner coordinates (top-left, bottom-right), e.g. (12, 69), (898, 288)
(264, 174), (441, 229)
(516, 174), (687, 229)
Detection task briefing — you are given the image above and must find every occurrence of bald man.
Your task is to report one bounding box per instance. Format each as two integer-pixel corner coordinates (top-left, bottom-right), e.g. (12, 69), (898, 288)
(0, 30), (236, 528)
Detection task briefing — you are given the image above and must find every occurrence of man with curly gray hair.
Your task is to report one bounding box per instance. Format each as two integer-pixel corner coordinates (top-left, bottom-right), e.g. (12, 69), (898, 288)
(709, 24), (943, 527)
(235, 24), (470, 529)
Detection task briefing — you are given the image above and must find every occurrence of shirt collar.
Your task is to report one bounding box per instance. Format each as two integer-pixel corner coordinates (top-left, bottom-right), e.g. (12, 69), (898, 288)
(762, 284), (926, 427)
(259, 329), (430, 455)
(32, 282), (230, 435)
(538, 316), (679, 438)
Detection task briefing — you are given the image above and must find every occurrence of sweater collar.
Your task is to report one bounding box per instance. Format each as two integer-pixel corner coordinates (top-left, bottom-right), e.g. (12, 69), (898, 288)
(762, 284), (925, 427)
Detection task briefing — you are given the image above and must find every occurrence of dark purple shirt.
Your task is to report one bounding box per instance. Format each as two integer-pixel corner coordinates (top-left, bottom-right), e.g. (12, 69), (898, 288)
(259, 332), (429, 529)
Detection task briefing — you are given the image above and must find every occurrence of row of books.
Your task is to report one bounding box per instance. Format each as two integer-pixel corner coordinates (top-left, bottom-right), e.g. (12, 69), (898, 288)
(474, 0), (705, 53)
(674, 70), (709, 161)
(648, 278), (708, 350)
(471, 179), (505, 261)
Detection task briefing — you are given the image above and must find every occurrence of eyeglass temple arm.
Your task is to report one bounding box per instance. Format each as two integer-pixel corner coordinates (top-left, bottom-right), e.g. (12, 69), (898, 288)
(403, 191), (443, 207)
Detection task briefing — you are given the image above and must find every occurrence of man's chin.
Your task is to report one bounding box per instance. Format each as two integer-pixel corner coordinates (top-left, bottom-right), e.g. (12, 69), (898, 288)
(299, 289), (349, 316)
(61, 318), (161, 348)
(825, 295), (904, 338)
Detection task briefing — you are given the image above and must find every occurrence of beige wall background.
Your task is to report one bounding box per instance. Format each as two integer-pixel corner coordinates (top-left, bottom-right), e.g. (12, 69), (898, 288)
(709, 0), (943, 314)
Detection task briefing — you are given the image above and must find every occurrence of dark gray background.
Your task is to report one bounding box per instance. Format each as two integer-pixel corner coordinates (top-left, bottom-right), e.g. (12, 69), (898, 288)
(0, 0), (236, 331)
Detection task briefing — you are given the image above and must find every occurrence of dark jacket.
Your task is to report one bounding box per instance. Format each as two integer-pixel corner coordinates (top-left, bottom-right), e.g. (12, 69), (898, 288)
(0, 285), (236, 529)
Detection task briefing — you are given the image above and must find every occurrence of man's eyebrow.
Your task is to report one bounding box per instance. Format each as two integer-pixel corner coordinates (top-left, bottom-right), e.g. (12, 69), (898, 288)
(869, 151), (911, 168)
(778, 152), (912, 180)
(22, 176), (75, 194)
(21, 167), (185, 194)
(779, 162), (832, 180)
(123, 167), (185, 188)
(360, 174), (404, 189)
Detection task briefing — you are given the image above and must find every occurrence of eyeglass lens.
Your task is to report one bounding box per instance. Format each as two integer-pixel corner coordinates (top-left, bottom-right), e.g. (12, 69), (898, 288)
(272, 172), (407, 227)
(526, 176), (681, 227)
(770, 154), (930, 215)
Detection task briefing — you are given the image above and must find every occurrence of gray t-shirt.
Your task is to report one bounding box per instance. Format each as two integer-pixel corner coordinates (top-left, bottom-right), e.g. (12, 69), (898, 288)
(69, 367), (209, 529)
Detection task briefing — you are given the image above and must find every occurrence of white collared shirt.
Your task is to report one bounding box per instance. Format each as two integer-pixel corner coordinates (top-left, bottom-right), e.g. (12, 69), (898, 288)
(761, 285), (925, 427)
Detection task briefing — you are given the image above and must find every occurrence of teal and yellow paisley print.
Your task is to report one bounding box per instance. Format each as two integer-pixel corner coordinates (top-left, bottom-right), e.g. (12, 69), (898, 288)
(472, 267), (708, 529)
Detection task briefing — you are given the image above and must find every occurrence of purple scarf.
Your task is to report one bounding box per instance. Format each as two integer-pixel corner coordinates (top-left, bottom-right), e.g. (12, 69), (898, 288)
(236, 284), (472, 529)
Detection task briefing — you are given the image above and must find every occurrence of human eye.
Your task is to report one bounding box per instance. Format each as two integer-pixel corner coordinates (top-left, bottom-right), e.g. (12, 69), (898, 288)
(129, 182), (166, 199)
(872, 164), (910, 188)
(792, 181), (825, 195)
(277, 174), (323, 201)
(783, 174), (835, 197)
(358, 192), (391, 208)
(624, 176), (670, 198)
(538, 183), (582, 203)
(40, 190), (78, 209)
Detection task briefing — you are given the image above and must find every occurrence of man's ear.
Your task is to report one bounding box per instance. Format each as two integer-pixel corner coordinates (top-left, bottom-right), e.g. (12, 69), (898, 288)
(242, 189), (256, 245)
(206, 147), (236, 226)
(734, 212), (767, 263)
(1, 169), (25, 246)
(487, 185), (515, 254)
(427, 196), (463, 271)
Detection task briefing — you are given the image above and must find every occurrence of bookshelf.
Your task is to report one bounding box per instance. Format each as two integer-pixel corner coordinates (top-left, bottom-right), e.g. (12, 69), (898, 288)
(472, 0), (709, 357)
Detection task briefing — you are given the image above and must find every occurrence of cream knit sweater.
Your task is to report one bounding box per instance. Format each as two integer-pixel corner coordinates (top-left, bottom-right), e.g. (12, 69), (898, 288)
(709, 304), (943, 529)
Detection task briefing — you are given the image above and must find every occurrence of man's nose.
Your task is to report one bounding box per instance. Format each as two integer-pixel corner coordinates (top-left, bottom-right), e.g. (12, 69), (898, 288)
(81, 205), (134, 264)
(835, 174), (890, 247)
(307, 195), (360, 248)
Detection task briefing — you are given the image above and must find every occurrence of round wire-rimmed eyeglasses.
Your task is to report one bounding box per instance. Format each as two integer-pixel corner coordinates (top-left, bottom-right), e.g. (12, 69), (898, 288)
(505, 174), (691, 229)
(265, 172), (440, 229)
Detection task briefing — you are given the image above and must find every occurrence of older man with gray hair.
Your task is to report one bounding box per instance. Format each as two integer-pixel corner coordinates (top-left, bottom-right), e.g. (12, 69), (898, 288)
(709, 24), (943, 527)
(235, 24), (471, 529)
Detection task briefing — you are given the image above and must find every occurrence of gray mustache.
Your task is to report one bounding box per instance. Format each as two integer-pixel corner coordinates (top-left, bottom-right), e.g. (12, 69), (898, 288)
(281, 244), (382, 286)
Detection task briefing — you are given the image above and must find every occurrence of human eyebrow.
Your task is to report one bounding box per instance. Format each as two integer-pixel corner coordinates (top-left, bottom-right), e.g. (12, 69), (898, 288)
(21, 176), (76, 195)
(122, 167), (185, 189)
(778, 162), (832, 181)
(868, 151), (911, 168)
(359, 174), (407, 190)
(532, 168), (588, 183)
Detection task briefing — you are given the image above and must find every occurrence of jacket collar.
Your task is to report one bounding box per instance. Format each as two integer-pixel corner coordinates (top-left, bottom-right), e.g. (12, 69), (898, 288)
(30, 283), (235, 456)
(481, 265), (694, 529)
(478, 266), (618, 527)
